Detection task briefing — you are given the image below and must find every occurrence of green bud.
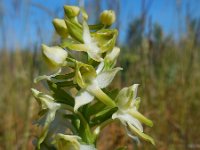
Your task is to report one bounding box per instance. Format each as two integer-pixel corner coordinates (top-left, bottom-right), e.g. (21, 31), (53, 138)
(100, 10), (116, 26)
(53, 18), (68, 38)
(64, 5), (80, 18)
(42, 44), (68, 69)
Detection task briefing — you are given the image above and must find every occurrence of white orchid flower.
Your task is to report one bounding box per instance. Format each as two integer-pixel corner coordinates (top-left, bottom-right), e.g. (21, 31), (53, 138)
(31, 88), (61, 149)
(112, 84), (155, 145)
(62, 21), (102, 62)
(53, 134), (96, 150)
(62, 21), (117, 62)
(74, 62), (121, 111)
(74, 47), (122, 111)
(83, 25), (118, 61)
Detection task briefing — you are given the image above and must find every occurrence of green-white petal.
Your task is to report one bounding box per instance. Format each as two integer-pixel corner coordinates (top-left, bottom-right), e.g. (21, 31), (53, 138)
(128, 109), (153, 127)
(83, 21), (92, 44)
(127, 123), (155, 145)
(74, 89), (94, 111)
(83, 21), (102, 62)
(96, 67), (122, 89)
(112, 110), (143, 132)
(87, 42), (103, 62)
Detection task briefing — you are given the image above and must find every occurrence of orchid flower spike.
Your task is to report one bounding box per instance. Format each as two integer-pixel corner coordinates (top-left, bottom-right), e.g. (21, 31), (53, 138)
(32, 5), (154, 149)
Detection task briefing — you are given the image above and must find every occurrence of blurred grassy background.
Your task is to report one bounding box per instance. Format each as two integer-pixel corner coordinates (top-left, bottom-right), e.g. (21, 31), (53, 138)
(0, 0), (200, 149)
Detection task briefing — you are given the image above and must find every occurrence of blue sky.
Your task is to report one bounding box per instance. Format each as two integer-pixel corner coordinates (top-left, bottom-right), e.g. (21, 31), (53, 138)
(1, 0), (200, 50)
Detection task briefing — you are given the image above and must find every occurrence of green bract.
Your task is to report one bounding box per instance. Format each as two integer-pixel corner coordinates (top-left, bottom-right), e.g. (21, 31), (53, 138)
(32, 5), (154, 149)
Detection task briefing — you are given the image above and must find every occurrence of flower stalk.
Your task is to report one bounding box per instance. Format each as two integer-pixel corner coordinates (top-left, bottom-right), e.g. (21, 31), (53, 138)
(31, 5), (154, 149)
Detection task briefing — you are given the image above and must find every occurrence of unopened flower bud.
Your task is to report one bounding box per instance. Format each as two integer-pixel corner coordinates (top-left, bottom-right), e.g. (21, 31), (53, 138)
(100, 10), (116, 26)
(64, 5), (80, 18)
(42, 44), (68, 69)
(53, 18), (68, 38)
